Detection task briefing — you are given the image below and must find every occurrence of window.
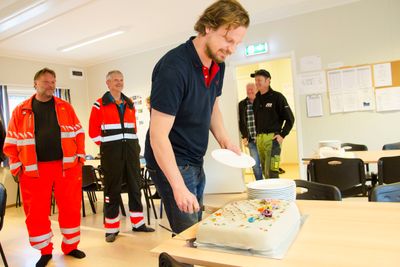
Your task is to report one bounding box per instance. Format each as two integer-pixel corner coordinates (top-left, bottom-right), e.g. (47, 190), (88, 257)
(6, 86), (35, 115)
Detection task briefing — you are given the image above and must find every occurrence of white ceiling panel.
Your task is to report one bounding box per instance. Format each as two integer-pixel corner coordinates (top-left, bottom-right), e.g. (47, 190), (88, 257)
(0, 0), (359, 66)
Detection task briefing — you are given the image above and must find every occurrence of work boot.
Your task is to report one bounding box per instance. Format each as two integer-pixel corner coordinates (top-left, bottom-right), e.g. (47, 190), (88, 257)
(105, 231), (119, 242)
(132, 224), (155, 232)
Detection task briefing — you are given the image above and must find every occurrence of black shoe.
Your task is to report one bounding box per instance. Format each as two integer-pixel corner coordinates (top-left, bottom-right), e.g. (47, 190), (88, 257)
(278, 168), (286, 174)
(67, 249), (86, 259)
(36, 254), (52, 267)
(105, 231), (119, 243)
(150, 191), (161, 199)
(132, 224), (155, 232)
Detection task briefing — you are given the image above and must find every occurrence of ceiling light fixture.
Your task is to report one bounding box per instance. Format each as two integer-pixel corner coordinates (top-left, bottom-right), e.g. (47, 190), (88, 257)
(0, 0), (48, 33)
(59, 28), (126, 52)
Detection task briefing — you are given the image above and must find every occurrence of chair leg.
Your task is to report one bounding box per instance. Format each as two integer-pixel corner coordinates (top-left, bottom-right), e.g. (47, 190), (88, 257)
(16, 183), (21, 208)
(87, 191), (96, 214)
(0, 242), (8, 267)
(142, 186), (151, 225)
(52, 192), (56, 214)
(82, 191), (86, 217)
(160, 200), (163, 219)
(150, 196), (158, 220)
(147, 184), (158, 220)
(119, 195), (126, 216)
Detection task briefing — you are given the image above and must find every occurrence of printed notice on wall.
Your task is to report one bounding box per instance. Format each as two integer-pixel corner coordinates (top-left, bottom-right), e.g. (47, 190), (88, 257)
(300, 55), (322, 72)
(306, 94), (323, 117)
(298, 71), (327, 95)
(327, 66), (374, 113)
(375, 87), (400, 112)
(373, 63), (392, 87)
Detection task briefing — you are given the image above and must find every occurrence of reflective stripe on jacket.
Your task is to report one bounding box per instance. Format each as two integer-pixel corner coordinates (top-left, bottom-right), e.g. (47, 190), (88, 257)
(3, 95), (85, 177)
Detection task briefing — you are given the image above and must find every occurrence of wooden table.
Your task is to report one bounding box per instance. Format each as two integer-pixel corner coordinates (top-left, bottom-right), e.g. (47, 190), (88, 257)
(302, 149), (400, 164)
(151, 200), (400, 267)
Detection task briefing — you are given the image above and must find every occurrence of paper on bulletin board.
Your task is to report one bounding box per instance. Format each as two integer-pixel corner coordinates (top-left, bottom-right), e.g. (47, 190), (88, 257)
(306, 94), (323, 117)
(373, 63), (392, 87)
(329, 92), (343, 113)
(342, 91), (359, 112)
(298, 71), (327, 95)
(357, 66), (373, 88)
(327, 66), (374, 113)
(375, 87), (400, 112)
(358, 88), (375, 111)
(327, 70), (342, 91)
(300, 55), (322, 72)
(342, 68), (358, 91)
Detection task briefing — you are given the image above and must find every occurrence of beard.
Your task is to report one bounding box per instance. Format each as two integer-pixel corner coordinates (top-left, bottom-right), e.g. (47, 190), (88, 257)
(205, 43), (228, 64)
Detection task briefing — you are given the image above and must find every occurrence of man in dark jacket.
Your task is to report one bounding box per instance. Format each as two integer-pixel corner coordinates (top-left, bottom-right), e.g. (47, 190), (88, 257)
(251, 69), (294, 178)
(238, 83), (263, 180)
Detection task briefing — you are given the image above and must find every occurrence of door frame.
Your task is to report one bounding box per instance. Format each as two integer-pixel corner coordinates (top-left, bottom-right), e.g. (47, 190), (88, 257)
(229, 51), (306, 180)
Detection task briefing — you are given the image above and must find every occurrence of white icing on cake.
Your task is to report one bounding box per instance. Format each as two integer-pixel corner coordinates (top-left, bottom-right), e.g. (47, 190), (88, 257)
(196, 199), (300, 258)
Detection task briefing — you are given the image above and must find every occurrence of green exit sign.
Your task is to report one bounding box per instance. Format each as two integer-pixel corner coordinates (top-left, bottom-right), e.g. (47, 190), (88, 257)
(245, 42), (269, 56)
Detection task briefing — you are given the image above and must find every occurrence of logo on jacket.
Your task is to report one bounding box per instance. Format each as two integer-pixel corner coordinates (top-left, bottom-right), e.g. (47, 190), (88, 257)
(265, 103), (273, 108)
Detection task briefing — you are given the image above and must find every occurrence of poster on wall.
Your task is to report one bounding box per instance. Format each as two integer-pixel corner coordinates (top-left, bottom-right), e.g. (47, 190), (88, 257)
(375, 87), (400, 112)
(306, 94), (323, 117)
(327, 66), (375, 113)
(373, 63), (392, 87)
(130, 94), (150, 150)
(298, 71), (327, 95)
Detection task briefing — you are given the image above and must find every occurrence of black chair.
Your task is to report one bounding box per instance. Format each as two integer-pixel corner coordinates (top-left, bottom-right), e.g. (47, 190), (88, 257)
(82, 165), (102, 217)
(377, 156), (400, 185)
(159, 252), (186, 267)
(308, 157), (367, 197)
(341, 143), (376, 186)
(370, 182), (400, 202)
(0, 183), (9, 267)
(382, 142), (400, 150)
(295, 179), (342, 201)
(341, 143), (368, 152)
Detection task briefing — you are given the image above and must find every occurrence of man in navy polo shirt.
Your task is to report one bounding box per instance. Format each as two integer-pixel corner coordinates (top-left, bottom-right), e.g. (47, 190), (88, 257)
(144, 0), (249, 234)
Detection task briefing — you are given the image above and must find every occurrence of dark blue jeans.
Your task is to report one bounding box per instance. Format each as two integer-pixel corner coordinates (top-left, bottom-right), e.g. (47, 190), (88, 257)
(147, 164), (205, 234)
(248, 140), (263, 180)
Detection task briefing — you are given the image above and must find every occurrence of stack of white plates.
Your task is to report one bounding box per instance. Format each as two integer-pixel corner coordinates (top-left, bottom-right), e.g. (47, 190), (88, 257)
(246, 179), (296, 202)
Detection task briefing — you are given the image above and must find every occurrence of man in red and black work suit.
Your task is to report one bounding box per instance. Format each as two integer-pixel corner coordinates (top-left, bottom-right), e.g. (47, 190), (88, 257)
(3, 68), (86, 267)
(89, 70), (154, 243)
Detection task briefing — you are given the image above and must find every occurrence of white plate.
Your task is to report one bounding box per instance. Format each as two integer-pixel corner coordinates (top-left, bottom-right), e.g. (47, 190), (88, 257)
(211, 149), (255, 168)
(246, 179), (295, 190)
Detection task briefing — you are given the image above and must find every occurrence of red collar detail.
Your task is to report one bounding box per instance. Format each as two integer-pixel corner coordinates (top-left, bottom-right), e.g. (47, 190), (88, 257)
(202, 62), (220, 87)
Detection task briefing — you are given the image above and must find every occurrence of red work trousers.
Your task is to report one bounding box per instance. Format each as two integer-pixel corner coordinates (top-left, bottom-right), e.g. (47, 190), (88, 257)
(20, 160), (82, 255)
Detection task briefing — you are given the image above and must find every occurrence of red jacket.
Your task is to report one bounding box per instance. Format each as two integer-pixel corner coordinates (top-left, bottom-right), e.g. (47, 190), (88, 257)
(89, 92), (138, 145)
(3, 95), (85, 177)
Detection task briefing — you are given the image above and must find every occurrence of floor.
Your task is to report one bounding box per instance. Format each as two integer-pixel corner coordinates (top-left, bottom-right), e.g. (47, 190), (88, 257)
(1, 194), (171, 267)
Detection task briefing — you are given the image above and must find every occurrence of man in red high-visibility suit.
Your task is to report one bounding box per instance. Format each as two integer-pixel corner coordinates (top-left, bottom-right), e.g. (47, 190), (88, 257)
(3, 68), (86, 267)
(89, 70), (154, 243)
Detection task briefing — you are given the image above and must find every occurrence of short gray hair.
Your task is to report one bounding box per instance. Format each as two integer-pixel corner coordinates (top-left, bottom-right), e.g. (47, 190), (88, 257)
(106, 70), (123, 80)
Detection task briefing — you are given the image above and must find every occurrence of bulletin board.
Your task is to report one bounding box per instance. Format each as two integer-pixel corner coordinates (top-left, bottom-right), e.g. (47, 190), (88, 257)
(326, 59), (400, 113)
(385, 60), (400, 88)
